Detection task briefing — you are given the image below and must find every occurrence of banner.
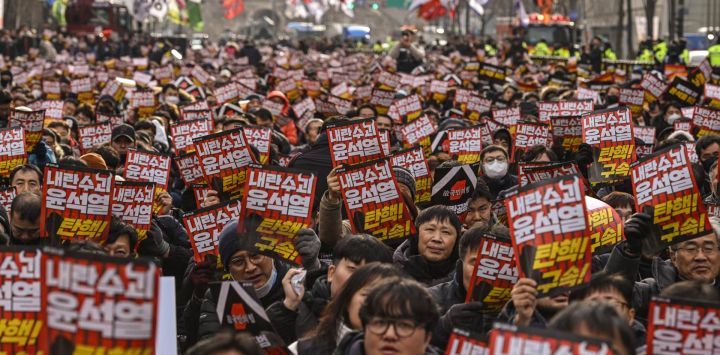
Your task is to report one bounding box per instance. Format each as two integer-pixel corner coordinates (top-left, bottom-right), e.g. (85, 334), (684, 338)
(78, 122), (112, 153)
(210, 281), (287, 353)
(582, 107), (636, 184)
(551, 115), (582, 153)
(8, 109), (44, 153)
(41, 250), (160, 354)
(170, 118), (214, 154)
(506, 175), (589, 296)
(0, 127), (26, 177)
(513, 122), (551, 161)
(40, 164), (113, 242)
(489, 323), (611, 354)
(243, 126), (272, 165)
(183, 199), (243, 265)
(630, 144), (711, 253)
(194, 128), (256, 201)
(0, 247), (42, 354)
(465, 233), (518, 312)
(446, 328), (488, 355)
(390, 147), (432, 204)
(327, 118), (384, 167)
(337, 158), (415, 241)
(241, 165), (316, 264)
(124, 149), (171, 215)
(111, 181), (155, 244)
(647, 296), (720, 354)
(0, 187), (15, 213)
(537, 100), (594, 124)
(447, 126), (483, 164)
(430, 164), (478, 219)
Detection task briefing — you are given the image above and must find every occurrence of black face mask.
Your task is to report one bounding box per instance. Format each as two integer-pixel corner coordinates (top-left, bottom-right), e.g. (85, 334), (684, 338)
(605, 95), (620, 105)
(702, 157), (716, 173)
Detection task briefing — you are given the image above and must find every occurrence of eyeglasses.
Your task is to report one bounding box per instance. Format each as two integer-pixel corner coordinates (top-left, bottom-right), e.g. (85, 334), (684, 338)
(366, 318), (420, 338)
(229, 254), (264, 268)
(674, 245), (720, 256)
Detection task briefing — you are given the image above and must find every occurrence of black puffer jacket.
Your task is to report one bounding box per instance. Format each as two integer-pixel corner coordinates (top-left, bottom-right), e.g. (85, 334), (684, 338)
(427, 261), (466, 315)
(266, 269), (331, 344)
(289, 132), (332, 212)
(481, 174), (518, 200)
(393, 239), (456, 287)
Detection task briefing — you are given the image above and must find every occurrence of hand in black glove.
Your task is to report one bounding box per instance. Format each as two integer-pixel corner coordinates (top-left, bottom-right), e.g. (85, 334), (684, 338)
(137, 222), (171, 258)
(440, 302), (486, 332)
(189, 255), (216, 298)
(575, 143), (594, 167)
(295, 228), (321, 271)
(623, 213), (652, 256)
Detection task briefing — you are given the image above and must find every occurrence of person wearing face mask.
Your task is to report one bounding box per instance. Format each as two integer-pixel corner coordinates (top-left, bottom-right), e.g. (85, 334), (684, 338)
(160, 84), (181, 106)
(0, 90), (12, 127)
(0, 70), (12, 89)
(604, 85), (621, 108)
(696, 134), (720, 175)
(479, 145), (517, 200)
(652, 101), (683, 139)
(704, 160), (720, 206)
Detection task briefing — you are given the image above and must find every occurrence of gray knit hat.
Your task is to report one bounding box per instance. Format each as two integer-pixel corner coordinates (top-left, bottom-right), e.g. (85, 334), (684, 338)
(392, 166), (416, 201)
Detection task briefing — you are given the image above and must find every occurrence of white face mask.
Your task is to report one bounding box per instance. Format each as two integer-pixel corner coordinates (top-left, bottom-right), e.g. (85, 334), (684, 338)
(165, 95), (179, 105)
(666, 113), (681, 125)
(484, 161), (508, 179)
(31, 89), (42, 99)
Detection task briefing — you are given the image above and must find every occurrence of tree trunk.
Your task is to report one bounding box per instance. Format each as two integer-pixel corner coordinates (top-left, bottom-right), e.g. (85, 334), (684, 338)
(645, 0), (656, 40)
(626, 0), (634, 58)
(616, 0), (624, 55)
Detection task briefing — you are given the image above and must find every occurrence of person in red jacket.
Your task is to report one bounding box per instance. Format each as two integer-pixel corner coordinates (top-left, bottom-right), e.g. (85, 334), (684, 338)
(267, 90), (299, 145)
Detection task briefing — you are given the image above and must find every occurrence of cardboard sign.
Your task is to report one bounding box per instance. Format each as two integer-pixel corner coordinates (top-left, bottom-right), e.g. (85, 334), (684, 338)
(430, 164), (478, 218)
(465, 234), (518, 312)
(582, 107), (636, 184)
(183, 200), (243, 264)
(506, 175), (589, 297)
(337, 158), (415, 241)
(551, 115), (582, 153)
(111, 181), (155, 244)
(492, 107), (521, 127)
(41, 250), (160, 354)
(124, 149), (172, 215)
(181, 109), (214, 122)
(447, 126), (483, 164)
(446, 328), (488, 355)
(0, 127), (26, 177)
(170, 119), (214, 154)
(513, 122), (552, 161)
(537, 100), (594, 124)
(388, 94), (423, 124)
(586, 196), (624, 255)
(489, 323), (611, 354)
(630, 144), (711, 253)
(647, 296), (720, 354)
(619, 88), (644, 117)
(194, 128), (256, 201)
(243, 127), (272, 165)
(327, 118), (384, 167)
(78, 122), (112, 153)
(390, 147), (433, 204)
(174, 152), (205, 186)
(705, 83), (720, 109)
(641, 73), (668, 104)
(369, 88), (395, 114)
(0, 247), (42, 354)
(401, 114), (437, 148)
(40, 164), (113, 242)
(240, 165), (316, 264)
(130, 90), (157, 118)
(9, 109), (44, 153)
(665, 77), (702, 107)
(692, 106), (720, 137)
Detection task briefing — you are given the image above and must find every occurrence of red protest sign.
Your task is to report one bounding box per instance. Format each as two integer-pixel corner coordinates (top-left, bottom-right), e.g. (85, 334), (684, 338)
(582, 106), (636, 184)
(174, 152), (205, 186)
(619, 88), (644, 117)
(537, 100), (594, 124)
(630, 144), (711, 253)
(506, 175), (589, 296)
(0, 247), (43, 354)
(0, 127), (26, 177)
(9, 109), (44, 153)
(550, 115), (582, 153)
(181, 100), (210, 112)
(40, 250), (160, 354)
(337, 158), (415, 241)
(400, 114), (437, 148)
(518, 162), (591, 197)
(447, 126), (483, 164)
(214, 82), (240, 104)
(369, 88), (395, 114)
(641, 73), (668, 105)
(111, 181), (155, 244)
(492, 107), (521, 127)
(465, 95), (492, 122)
(194, 128), (256, 201)
(241, 165), (317, 264)
(78, 122), (112, 153)
(327, 118), (384, 167)
(465, 234), (518, 312)
(647, 297), (720, 354)
(170, 118), (214, 154)
(584, 196), (625, 256)
(124, 149), (172, 214)
(693, 106), (720, 138)
(130, 90), (156, 118)
(0, 187), (15, 213)
(40, 164), (114, 242)
(705, 83), (720, 109)
(513, 122), (552, 161)
(446, 328), (488, 355)
(243, 126), (272, 165)
(489, 323), (611, 354)
(183, 199), (243, 264)
(388, 94), (423, 124)
(180, 109), (214, 122)
(390, 147), (433, 204)
(96, 114), (124, 129)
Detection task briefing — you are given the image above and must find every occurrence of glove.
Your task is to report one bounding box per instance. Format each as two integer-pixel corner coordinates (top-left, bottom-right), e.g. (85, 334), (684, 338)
(440, 302), (486, 332)
(623, 213), (652, 255)
(295, 228), (321, 270)
(189, 255), (216, 298)
(138, 222), (171, 258)
(575, 143), (594, 167)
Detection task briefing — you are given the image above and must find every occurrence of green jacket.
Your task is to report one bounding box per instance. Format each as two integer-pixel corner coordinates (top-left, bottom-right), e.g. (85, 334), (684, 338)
(654, 41), (668, 62)
(604, 48), (617, 60)
(709, 44), (720, 67)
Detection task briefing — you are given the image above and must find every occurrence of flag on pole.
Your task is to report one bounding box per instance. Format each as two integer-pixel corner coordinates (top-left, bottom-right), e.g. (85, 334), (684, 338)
(514, 0), (529, 27)
(187, 0), (204, 31)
